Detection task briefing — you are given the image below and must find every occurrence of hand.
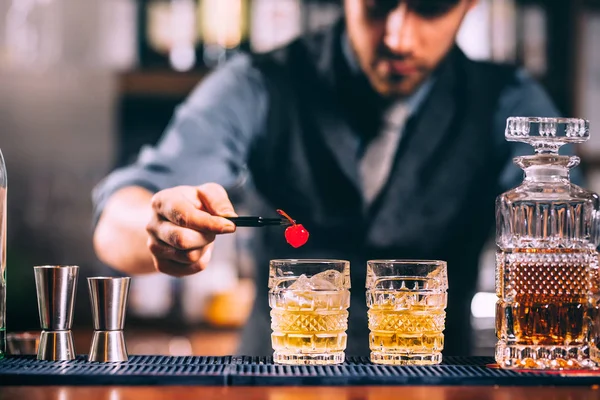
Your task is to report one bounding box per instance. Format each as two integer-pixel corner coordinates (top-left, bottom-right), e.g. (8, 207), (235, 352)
(146, 183), (237, 276)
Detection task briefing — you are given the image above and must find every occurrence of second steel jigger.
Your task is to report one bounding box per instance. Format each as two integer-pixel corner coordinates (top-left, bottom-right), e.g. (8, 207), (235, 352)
(87, 277), (131, 362)
(34, 265), (79, 361)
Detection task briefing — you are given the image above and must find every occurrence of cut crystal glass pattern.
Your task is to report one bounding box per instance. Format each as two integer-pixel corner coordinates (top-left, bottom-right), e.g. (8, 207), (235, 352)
(495, 117), (600, 370)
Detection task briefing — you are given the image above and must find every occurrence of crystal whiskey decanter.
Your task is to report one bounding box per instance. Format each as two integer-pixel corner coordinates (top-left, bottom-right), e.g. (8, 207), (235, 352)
(495, 117), (600, 369)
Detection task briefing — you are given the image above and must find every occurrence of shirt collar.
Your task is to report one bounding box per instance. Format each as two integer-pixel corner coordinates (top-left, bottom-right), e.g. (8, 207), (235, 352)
(341, 29), (435, 117)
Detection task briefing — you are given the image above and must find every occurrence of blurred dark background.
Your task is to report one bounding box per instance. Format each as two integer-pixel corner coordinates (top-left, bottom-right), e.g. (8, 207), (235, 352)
(1, 0), (600, 356)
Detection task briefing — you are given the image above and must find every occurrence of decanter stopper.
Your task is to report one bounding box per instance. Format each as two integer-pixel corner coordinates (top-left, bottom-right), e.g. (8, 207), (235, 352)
(505, 117), (589, 154)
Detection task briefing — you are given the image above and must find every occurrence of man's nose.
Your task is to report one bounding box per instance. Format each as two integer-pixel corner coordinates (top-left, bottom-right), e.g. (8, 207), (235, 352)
(383, 4), (416, 55)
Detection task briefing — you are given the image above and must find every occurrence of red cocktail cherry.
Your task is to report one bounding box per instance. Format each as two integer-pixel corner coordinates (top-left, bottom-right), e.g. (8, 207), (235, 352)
(277, 209), (309, 248)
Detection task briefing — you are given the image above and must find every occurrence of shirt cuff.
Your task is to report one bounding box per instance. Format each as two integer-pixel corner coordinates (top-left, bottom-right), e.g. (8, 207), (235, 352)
(91, 166), (169, 229)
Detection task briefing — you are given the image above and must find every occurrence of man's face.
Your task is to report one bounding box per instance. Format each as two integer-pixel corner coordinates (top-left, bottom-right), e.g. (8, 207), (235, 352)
(345, 0), (476, 97)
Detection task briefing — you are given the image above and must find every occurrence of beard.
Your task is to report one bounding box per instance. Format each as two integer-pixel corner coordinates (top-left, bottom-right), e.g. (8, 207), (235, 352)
(368, 64), (428, 98)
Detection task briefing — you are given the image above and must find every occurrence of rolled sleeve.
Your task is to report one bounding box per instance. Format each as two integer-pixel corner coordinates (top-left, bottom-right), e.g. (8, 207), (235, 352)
(92, 53), (269, 226)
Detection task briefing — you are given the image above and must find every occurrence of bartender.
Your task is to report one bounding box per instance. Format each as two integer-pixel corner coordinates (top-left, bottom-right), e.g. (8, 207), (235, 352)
(92, 0), (582, 357)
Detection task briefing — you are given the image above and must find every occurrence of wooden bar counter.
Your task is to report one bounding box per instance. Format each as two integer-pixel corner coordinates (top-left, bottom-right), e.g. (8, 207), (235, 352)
(2, 385), (599, 400)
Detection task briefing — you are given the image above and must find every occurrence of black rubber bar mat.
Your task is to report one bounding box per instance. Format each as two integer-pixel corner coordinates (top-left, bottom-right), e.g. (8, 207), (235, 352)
(1, 355), (598, 386)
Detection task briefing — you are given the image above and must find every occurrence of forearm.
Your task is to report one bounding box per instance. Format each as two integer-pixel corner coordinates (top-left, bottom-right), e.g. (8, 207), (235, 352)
(93, 186), (156, 275)
(91, 54), (267, 275)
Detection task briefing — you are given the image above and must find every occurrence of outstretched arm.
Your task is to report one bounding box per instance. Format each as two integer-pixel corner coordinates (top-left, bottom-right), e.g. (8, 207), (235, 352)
(92, 54), (268, 276)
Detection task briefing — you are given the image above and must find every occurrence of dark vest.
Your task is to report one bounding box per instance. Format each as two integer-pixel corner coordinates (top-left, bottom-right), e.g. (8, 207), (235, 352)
(238, 21), (518, 357)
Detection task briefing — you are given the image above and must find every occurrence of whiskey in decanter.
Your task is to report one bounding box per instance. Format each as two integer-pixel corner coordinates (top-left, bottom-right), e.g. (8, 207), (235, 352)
(495, 117), (600, 369)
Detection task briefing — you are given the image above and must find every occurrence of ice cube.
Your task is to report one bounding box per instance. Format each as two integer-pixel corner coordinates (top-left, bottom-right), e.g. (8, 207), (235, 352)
(393, 292), (417, 310)
(288, 274), (311, 290)
(308, 269), (343, 290)
(283, 289), (314, 309)
(426, 267), (448, 291)
(287, 270), (343, 292)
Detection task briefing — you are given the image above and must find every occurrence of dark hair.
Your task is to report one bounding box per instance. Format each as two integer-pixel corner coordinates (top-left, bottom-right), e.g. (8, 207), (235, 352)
(365, 0), (463, 19)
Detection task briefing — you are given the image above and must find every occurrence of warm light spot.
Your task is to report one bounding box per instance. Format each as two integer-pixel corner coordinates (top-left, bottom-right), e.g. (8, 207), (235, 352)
(169, 336), (193, 356)
(470, 292), (497, 318)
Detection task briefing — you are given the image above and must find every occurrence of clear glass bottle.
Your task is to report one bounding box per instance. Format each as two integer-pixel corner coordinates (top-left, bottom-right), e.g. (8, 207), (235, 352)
(0, 149), (6, 359)
(495, 117), (600, 369)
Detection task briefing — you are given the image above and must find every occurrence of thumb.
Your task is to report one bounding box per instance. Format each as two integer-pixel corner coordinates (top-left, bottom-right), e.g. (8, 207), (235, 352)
(196, 183), (238, 217)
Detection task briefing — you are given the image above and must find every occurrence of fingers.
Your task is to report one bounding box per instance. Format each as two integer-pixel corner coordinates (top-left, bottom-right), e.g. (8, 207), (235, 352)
(147, 184), (235, 278)
(147, 238), (215, 277)
(148, 236), (204, 264)
(196, 183), (237, 217)
(149, 215), (216, 250)
(146, 211), (217, 276)
(151, 256), (203, 277)
(151, 186), (236, 234)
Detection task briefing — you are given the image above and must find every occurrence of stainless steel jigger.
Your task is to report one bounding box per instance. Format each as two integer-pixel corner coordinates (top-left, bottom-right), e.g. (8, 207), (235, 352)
(87, 277), (130, 362)
(34, 265), (79, 361)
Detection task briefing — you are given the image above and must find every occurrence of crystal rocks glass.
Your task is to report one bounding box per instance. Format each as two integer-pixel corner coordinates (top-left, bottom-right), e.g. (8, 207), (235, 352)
(268, 259), (350, 365)
(366, 260), (448, 365)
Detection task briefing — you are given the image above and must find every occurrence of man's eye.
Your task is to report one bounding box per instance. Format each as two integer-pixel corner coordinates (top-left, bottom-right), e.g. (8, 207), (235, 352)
(409, 0), (459, 18)
(364, 0), (459, 19)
